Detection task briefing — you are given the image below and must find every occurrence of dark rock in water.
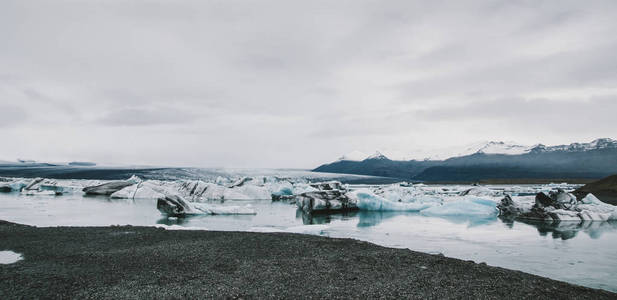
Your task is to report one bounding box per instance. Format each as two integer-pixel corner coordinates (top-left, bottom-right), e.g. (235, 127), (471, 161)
(574, 174), (617, 205)
(157, 195), (192, 217)
(535, 192), (556, 208)
(309, 181), (345, 191)
(83, 181), (134, 195)
(296, 190), (358, 214)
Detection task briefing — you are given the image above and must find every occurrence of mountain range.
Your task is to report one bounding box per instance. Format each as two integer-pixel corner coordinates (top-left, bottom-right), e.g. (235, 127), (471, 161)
(313, 138), (617, 182)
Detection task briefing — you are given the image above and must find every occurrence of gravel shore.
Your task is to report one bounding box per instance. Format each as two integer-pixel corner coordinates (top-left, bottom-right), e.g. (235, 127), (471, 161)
(0, 220), (614, 299)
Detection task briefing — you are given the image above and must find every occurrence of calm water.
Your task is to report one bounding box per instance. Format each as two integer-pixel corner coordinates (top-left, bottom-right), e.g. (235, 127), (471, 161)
(1, 192), (616, 292)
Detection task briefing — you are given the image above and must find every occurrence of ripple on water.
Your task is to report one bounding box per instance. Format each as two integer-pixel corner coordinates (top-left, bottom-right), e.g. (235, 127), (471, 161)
(0, 251), (23, 264)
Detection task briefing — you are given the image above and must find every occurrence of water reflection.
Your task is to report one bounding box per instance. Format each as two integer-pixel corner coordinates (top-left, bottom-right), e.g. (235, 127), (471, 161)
(503, 218), (617, 240)
(358, 211), (394, 227)
(298, 209), (617, 241)
(297, 210), (358, 225)
(157, 216), (191, 226)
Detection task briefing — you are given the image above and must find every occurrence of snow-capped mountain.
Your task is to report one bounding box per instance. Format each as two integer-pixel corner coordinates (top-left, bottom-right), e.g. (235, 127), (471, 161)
(365, 151), (389, 160)
(334, 138), (617, 162)
(475, 141), (531, 155)
(336, 151), (368, 162)
(318, 138), (617, 181)
(530, 138), (617, 153)
(422, 141), (531, 160)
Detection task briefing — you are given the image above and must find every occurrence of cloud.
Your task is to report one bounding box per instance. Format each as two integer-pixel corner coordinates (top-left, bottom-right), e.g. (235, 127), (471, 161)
(1, 0), (616, 167)
(0, 105), (27, 127)
(97, 107), (198, 126)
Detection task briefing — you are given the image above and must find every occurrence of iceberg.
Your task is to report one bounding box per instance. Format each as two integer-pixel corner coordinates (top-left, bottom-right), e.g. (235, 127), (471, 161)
(17, 178), (71, 196)
(7, 180), (28, 192)
(0, 183), (12, 192)
(83, 181), (135, 196)
(459, 186), (500, 197)
(178, 178), (302, 201)
(296, 190), (358, 213)
(372, 185), (443, 203)
(157, 195), (256, 217)
(110, 183), (167, 199)
(352, 189), (441, 211)
(23, 178), (45, 191)
(421, 197), (498, 217)
(20, 190), (60, 196)
(0, 251), (23, 264)
(497, 191), (617, 222)
(109, 179), (181, 200)
(309, 181), (346, 191)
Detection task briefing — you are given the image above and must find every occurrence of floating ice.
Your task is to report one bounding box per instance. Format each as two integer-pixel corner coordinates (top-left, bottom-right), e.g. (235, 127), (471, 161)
(247, 226), (287, 233)
(498, 192), (617, 222)
(421, 197), (498, 217)
(285, 224), (329, 234)
(20, 190), (59, 196)
(83, 180), (135, 196)
(178, 179), (292, 201)
(459, 186), (500, 197)
(110, 181), (171, 199)
(154, 224), (210, 231)
(352, 189), (441, 211)
(296, 190), (358, 213)
(157, 195), (256, 217)
(0, 251), (23, 264)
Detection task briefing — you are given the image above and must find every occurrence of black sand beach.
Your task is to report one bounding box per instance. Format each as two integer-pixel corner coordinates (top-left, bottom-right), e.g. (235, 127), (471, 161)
(0, 220), (614, 299)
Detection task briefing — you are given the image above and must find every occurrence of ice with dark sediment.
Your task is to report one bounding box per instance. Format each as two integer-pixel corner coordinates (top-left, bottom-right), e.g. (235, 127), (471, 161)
(83, 176), (142, 195)
(156, 194), (256, 217)
(497, 190), (617, 222)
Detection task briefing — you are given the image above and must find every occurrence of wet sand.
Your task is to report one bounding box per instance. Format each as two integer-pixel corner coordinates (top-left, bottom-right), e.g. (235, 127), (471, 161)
(0, 220), (614, 299)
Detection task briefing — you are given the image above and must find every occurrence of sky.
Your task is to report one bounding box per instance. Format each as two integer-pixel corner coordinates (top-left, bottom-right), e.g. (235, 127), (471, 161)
(1, 0), (617, 168)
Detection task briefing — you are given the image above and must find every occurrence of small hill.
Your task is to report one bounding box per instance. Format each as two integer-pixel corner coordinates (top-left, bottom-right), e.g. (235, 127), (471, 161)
(575, 174), (617, 205)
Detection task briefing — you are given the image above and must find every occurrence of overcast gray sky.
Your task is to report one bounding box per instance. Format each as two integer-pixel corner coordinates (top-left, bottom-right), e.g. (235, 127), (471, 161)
(1, 0), (617, 168)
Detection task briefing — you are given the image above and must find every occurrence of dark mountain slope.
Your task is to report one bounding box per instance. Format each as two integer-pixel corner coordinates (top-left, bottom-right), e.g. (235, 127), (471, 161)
(313, 140), (617, 181)
(574, 174), (617, 205)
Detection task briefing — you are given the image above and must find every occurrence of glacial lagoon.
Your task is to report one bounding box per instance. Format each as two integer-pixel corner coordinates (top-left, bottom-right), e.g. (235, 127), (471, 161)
(1, 185), (616, 292)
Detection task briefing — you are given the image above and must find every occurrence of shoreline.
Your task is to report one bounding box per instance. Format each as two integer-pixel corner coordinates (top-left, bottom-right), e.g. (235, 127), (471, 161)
(1, 220), (614, 299)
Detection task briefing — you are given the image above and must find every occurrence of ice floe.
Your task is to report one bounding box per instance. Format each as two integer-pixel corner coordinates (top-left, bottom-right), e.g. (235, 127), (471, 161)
(157, 195), (256, 217)
(498, 191), (617, 222)
(0, 251), (23, 264)
(352, 189), (441, 212)
(4, 174), (613, 223)
(296, 190), (358, 213)
(421, 197), (498, 218)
